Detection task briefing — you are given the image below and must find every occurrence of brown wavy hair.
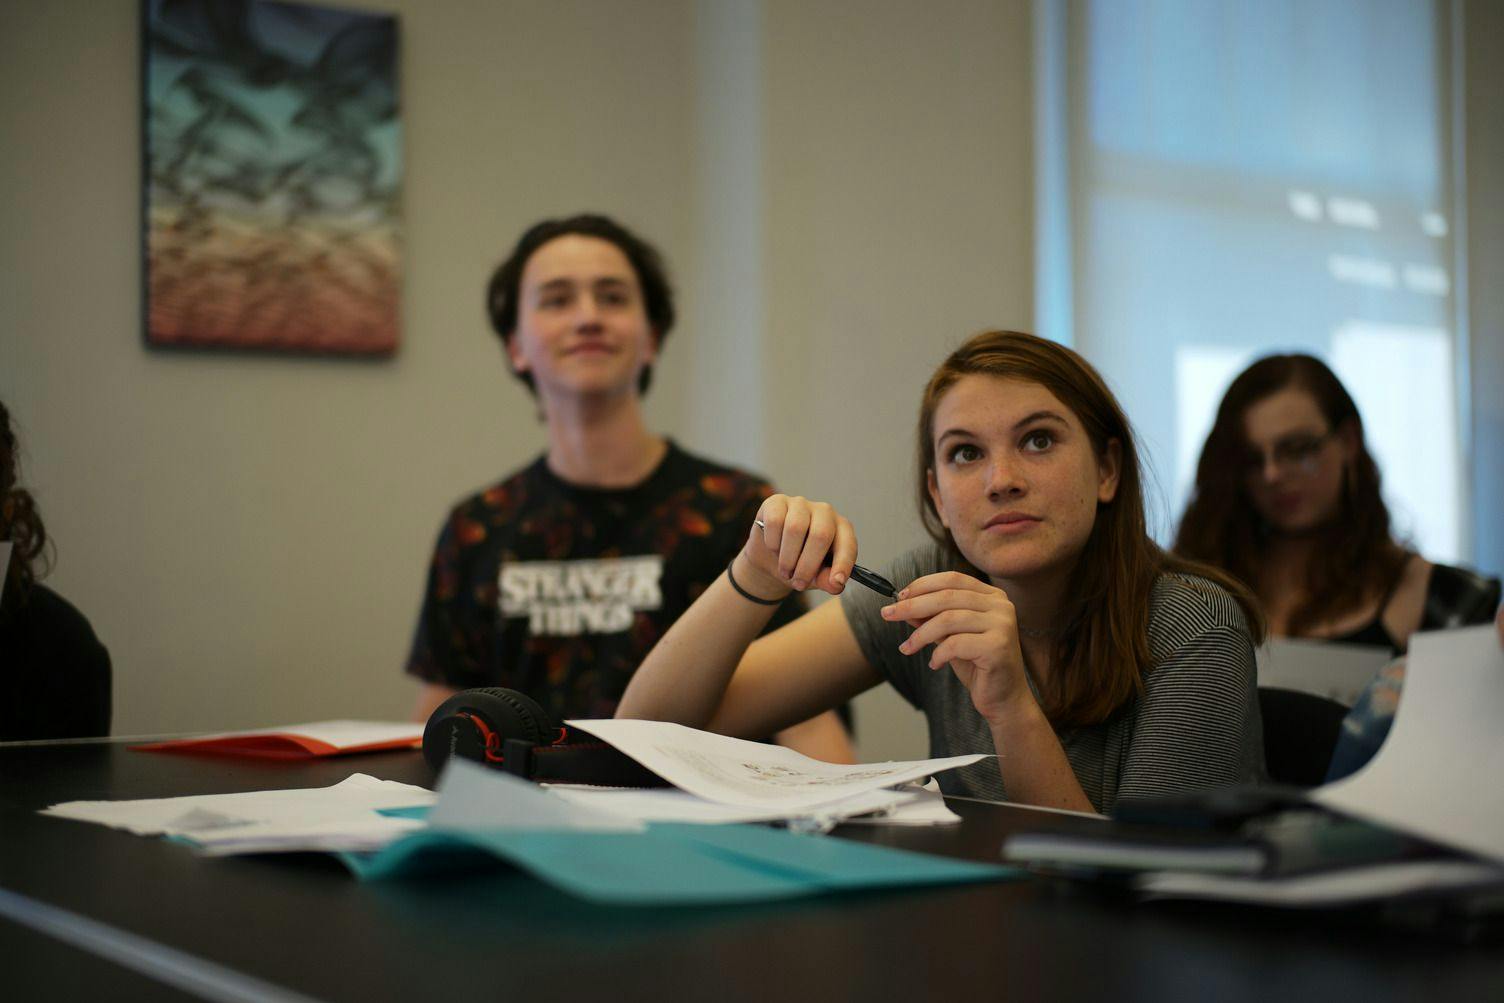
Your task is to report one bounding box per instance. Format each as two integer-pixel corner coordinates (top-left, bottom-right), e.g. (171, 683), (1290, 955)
(1173, 353), (1406, 634)
(917, 331), (1264, 730)
(1, 400), (51, 601)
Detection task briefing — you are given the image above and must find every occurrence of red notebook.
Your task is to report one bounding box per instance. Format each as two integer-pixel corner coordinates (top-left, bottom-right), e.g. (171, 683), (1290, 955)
(134, 721), (425, 760)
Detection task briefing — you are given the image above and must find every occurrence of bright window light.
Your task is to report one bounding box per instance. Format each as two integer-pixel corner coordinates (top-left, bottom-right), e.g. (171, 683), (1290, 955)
(1329, 255), (1398, 289)
(1288, 190), (1323, 221)
(1331, 322), (1458, 558)
(1402, 264), (1450, 295)
(1328, 197), (1381, 229)
(1420, 211), (1449, 237)
(1051, 0), (1462, 561)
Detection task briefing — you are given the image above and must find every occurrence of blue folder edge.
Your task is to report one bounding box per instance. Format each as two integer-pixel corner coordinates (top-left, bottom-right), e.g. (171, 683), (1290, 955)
(339, 819), (1023, 906)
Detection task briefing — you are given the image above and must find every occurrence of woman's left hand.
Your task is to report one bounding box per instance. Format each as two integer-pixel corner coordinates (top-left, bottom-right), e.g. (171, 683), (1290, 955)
(879, 571), (1035, 724)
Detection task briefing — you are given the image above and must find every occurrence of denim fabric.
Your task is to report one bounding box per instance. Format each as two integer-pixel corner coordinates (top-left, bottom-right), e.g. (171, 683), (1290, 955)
(1324, 659), (1405, 781)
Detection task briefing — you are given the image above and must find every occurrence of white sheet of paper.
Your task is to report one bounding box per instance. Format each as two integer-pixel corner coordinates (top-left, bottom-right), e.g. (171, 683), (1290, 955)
(547, 786), (811, 825)
(546, 784), (915, 826)
(566, 719), (987, 812)
(1256, 638), (1394, 706)
(836, 781), (963, 826)
(428, 757), (643, 832)
(191, 815), (427, 856)
(1314, 624), (1504, 865)
(42, 773), (434, 837)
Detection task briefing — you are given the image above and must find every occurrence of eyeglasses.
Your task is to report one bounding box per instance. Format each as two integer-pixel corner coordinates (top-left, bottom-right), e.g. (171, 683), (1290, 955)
(1242, 430), (1335, 479)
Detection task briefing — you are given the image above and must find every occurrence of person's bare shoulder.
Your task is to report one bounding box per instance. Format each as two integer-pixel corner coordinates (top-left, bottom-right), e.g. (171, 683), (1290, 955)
(1386, 553), (1433, 649)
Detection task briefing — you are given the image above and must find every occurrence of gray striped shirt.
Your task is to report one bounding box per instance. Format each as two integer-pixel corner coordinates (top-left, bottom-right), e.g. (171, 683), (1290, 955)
(841, 546), (1264, 813)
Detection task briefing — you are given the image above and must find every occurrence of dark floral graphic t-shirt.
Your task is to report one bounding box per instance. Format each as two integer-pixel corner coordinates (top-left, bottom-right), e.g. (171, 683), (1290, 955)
(406, 442), (802, 722)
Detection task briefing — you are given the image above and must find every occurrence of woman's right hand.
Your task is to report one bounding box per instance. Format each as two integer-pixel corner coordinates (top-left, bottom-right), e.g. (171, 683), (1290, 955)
(738, 494), (859, 598)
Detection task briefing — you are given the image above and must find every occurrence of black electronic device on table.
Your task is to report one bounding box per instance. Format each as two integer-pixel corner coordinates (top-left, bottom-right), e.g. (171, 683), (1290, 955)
(422, 686), (668, 788)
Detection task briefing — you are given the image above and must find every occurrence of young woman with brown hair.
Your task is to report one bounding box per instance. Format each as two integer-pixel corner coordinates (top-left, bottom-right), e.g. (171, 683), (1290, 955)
(1175, 353), (1498, 652)
(1175, 354), (1499, 780)
(618, 331), (1265, 813)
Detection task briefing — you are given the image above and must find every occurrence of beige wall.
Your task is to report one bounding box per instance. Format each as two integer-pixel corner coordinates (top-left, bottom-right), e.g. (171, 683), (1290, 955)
(0, 0), (1035, 761)
(755, 1), (1034, 756)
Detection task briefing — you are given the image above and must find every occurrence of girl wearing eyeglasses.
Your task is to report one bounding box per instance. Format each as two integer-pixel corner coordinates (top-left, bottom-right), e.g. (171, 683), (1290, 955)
(1175, 354), (1499, 780)
(1176, 354), (1497, 653)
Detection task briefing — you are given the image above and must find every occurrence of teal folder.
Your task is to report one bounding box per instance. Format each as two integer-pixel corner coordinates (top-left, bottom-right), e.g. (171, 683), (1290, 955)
(341, 822), (1019, 905)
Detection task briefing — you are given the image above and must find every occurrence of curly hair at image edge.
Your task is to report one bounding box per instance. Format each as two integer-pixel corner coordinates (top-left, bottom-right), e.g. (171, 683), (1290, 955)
(1, 400), (51, 593)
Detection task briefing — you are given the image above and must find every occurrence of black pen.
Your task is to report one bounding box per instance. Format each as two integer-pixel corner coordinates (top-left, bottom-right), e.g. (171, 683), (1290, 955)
(753, 519), (898, 599)
(845, 563), (899, 600)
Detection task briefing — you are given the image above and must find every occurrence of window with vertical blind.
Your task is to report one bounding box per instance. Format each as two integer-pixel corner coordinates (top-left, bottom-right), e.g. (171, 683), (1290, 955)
(1039, 0), (1464, 561)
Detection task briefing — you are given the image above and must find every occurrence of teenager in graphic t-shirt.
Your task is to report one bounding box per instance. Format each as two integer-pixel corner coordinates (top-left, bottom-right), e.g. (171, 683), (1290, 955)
(405, 214), (853, 761)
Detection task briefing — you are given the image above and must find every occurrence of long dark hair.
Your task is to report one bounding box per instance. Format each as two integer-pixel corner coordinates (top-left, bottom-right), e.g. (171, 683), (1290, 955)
(1174, 353), (1406, 633)
(916, 331), (1264, 730)
(1, 400), (51, 602)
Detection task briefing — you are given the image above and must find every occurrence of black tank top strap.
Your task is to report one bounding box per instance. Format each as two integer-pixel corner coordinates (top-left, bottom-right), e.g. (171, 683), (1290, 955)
(1322, 617), (1400, 652)
(1318, 555), (1412, 653)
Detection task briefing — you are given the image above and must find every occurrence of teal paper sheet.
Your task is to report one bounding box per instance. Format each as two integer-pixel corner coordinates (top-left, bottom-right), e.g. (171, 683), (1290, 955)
(339, 822), (1020, 905)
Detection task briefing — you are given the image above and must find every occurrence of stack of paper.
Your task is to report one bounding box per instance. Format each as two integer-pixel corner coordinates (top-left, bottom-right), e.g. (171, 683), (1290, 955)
(558, 718), (983, 827)
(339, 758), (1017, 904)
(43, 774), (435, 854)
(1138, 860), (1504, 907)
(1313, 625), (1504, 866)
(1136, 625), (1504, 909)
(1146, 625), (1504, 908)
(45, 721), (986, 854)
(41, 719), (1016, 904)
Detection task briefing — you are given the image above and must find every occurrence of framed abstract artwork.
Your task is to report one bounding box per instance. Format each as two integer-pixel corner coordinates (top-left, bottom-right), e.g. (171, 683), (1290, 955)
(142, 0), (402, 356)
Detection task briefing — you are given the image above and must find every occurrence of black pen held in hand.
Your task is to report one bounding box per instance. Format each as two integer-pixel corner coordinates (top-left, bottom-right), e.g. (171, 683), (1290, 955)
(752, 518), (898, 599)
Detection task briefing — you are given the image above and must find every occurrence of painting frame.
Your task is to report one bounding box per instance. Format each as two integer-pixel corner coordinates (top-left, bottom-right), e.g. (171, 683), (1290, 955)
(141, 0), (402, 357)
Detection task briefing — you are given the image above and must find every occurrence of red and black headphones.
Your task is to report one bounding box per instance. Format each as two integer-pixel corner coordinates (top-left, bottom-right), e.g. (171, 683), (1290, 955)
(422, 687), (668, 789)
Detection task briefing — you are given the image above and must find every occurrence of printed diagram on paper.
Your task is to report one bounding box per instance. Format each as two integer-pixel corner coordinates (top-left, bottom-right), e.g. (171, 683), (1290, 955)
(567, 719), (985, 812)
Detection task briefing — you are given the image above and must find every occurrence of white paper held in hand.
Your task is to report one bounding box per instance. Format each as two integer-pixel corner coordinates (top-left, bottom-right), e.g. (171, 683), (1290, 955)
(1255, 637), (1393, 706)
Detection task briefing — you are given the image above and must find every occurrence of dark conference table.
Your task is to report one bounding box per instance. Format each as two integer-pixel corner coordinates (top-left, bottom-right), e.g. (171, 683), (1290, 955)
(2, 739), (1500, 1002)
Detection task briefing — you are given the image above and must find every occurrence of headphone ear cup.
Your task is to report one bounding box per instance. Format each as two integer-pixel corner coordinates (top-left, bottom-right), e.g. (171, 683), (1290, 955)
(469, 686), (555, 745)
(422, 687), (557, 773)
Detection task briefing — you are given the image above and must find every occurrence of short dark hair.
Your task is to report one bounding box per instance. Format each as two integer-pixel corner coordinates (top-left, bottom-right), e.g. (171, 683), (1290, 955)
(485, 213), (676, 396)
